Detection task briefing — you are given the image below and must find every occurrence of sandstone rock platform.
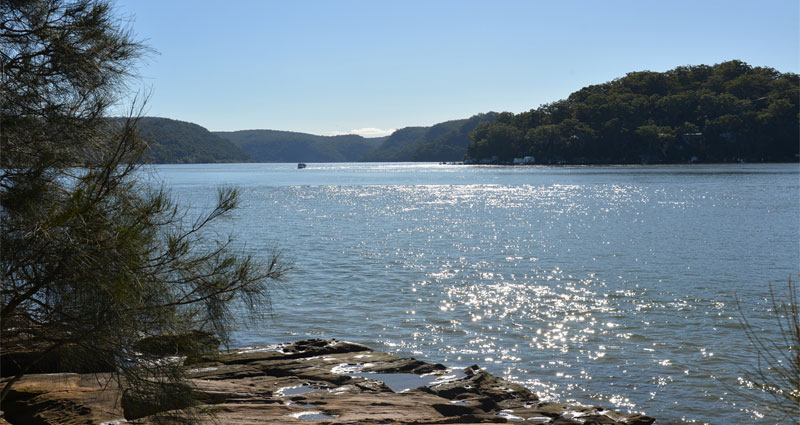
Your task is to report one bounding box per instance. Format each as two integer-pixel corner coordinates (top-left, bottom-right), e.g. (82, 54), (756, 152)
(1, 339), (656, 424)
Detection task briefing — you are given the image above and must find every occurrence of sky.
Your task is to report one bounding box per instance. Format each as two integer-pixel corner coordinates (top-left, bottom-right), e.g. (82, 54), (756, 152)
(114, 0), (799, 137)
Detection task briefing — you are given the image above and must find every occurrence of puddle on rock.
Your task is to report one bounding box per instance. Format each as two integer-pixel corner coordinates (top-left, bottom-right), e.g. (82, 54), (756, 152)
(562, 409), (590, 420)
(331, 362), (466, 392)
(331, 363), (369, 374)
(348, 369), (465, 393)
(234, 345), (285, 354)
(496, 409), (525, 422)
(288, 411), (338, 420)
(276, 384), (320, 397)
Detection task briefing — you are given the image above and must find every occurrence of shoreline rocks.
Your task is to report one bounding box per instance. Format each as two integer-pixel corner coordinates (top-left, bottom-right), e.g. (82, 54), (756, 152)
(1, 339), (656, 424)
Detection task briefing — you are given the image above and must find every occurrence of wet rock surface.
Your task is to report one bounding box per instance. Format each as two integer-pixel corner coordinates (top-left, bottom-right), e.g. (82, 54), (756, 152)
(0, 339), (656, 424)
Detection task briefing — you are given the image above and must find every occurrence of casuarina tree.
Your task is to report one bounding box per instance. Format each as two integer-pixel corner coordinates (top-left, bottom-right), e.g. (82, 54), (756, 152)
(0, 0), (288, 420)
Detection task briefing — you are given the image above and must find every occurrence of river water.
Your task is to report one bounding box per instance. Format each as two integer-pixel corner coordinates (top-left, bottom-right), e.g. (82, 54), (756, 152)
(149, 162), (798, 425)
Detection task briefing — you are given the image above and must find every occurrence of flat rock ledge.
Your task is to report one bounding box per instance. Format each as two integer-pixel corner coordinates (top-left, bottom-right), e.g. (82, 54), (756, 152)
(1, 338), (656, 425)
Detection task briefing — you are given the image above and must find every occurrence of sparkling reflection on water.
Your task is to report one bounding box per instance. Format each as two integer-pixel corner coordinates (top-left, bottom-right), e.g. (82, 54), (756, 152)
(153, 163), (799, 425)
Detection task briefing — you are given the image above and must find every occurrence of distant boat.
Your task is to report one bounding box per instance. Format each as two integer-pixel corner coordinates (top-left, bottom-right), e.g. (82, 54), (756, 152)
(297, 163), (306, 169)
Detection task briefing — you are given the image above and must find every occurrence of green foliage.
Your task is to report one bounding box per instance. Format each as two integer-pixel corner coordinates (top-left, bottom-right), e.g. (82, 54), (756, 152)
(735, 277), (800, 421)
(215, 129), (382, 162)
(466, 61), (799, 163)
(130, 117), (250, 163)
(0, 1), (288, 421)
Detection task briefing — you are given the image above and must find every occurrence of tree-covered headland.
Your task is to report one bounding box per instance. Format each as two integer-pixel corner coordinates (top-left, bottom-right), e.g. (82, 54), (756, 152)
(467, 61), (799, 164)
(132, 117), (251, 163)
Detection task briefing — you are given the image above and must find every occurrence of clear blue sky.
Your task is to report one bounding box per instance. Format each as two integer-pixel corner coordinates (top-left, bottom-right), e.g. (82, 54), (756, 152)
(114, 0), (799, 137)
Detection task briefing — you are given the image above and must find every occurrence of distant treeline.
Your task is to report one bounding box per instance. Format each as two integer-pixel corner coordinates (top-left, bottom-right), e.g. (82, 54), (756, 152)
(466, 60), (799, 164)
(123, 114), (496, 164)
(213, 130), (382, 163)
(215, 114), (496, 163)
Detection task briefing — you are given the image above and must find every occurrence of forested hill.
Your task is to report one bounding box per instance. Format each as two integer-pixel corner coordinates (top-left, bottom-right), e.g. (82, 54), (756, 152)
(360, 113), (497, 162)
(215, 113), (496, 163)
(214, 130), (384, 162)
(126, 117), (250, 163)
(120, 113), (495, 164)
(466, 61), (799, 164)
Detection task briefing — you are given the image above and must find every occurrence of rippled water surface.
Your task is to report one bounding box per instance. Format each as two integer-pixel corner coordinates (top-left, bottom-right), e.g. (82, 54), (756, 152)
(150, 163), (799, 425)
